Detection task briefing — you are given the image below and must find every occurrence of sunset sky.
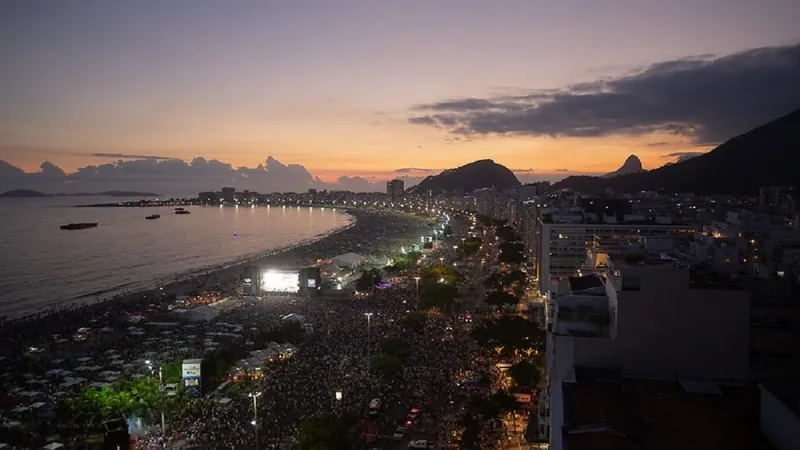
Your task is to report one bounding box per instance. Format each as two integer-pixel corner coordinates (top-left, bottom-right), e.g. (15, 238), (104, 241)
(1, 0), (799, 185)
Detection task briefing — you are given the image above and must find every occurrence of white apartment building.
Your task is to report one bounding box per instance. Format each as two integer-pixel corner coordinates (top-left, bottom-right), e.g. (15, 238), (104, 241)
(539, 253), (751, 448)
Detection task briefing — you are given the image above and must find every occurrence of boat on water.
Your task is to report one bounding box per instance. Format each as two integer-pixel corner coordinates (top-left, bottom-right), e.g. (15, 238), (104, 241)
(175, 210), (191, 215)
(175, 207), (185, 211)
(60, 222), (98, 230)
(145, 214), (161, 220)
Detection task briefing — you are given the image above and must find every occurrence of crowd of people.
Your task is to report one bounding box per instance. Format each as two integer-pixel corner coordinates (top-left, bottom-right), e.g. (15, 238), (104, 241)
(140, 255), (487, 449)
(0, 209), (432, 448)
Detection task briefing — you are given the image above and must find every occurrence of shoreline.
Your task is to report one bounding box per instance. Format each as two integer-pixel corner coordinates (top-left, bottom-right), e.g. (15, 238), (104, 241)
(3, 207), (357, 320)
(0, 208), (429, 333)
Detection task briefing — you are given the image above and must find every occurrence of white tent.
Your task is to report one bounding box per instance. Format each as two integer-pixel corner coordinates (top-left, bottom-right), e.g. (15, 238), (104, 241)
(281, 313), (305, 323)
(185, 305), (220, 322)
(42, 443), (65, 450)
(331, 252), (366, 268)
(366, 255), (390, 267)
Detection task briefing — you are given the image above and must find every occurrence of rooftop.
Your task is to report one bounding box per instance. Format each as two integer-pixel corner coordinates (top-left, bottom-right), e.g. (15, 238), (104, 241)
(761, 382), (800, 418)
(562, 368), (774, 450)
(689, 265), (743, 290)
(568, 274), (605, 292)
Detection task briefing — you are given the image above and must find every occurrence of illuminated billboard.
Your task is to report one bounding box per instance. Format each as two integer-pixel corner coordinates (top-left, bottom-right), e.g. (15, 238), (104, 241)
(182, 358), (202, 397)
(260, 269), (300, 293)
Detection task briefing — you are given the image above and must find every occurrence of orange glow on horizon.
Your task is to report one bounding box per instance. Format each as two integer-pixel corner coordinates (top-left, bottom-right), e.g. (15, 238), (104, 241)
(3, 115), (710, 182)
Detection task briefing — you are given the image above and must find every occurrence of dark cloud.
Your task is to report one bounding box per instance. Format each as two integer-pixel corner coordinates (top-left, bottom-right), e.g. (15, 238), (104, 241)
(91, 153), (177, 160)
(662, 151), (705, 163)
(511, 168), (535, 173)
(408, 43), (800, 144)
(335, 176), (376, 192)
(554, 169), (569, 172)
(646, 142), (670, 147)
(0, 156), (424, 195)
(395, 167), (440, 173)
(0, 156), (320, 195)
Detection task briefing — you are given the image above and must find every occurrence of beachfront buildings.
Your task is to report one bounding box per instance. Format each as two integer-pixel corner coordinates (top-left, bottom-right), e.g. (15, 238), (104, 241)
(529, 205), (695, 294)
(386, 179), (405, 202)
(539, 251), (752, 449)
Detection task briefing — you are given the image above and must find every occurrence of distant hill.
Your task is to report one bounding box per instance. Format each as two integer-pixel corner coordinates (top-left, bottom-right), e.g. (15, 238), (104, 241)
(552, 108), (800, 195)
(408, 159), (521, 194)
(603, 155), (645, 178)
(0, 189), (47, 198)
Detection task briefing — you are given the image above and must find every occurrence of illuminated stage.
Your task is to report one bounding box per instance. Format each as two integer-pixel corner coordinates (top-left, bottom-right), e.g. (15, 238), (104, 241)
(243, 266), (320, 296)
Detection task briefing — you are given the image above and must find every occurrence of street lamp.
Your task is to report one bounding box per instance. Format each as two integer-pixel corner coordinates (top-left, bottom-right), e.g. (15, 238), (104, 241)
(145, 360), (165, 434)
(365, 313), (374, 368)
(158, 366), (165, 434)
(414, 276), (420, 298)
(439, 257), (444, 266)
(249, 392), (262, 450)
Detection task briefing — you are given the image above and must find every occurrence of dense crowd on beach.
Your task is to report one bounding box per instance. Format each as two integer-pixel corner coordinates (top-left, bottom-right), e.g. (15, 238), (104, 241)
(140, 275), (486, 449)
(0, 208), (435, 449)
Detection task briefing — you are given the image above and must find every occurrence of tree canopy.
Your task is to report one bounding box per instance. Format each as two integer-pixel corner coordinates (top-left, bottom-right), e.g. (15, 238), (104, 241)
(400, 311), (427, 331)
(498, 242), (526, 265)
(371, 354), (404, 379)
(297, 415), (355, 450)
(390, 251), (422, 271)
(420, 265), (460, 285)
(420, 282), (458, 310)
(460, 237), (483, 257)
(355, 268), (382, 292)
(509, 360), (542, 392)
(484, 290), (519, 308)
(456, 392), (518, 450)
(495, 225), (520, 242)
(470, 316), (545, 357)
(56, 376), (187, 431)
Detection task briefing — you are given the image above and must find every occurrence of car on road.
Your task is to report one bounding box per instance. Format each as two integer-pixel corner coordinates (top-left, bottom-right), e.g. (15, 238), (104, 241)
(408, 440), (436, 449)
(392, 425), (406, 440)
(368, 398), (382, 415)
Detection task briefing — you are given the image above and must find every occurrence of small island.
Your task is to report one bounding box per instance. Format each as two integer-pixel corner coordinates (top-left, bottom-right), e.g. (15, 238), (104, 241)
(0, 190), (161, 198)
(0, 189), (48, 198)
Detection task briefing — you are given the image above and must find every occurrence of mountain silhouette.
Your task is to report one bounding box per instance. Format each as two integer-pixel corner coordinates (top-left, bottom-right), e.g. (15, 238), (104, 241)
(552, 108), (800, 195)
(603, 155), (645, 178)
(408, 159), (521, 194)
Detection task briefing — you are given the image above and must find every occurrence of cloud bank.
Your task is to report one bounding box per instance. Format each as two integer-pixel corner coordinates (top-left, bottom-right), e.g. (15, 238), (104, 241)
(662, 151), (705, 163)
(408, 43), (800, 144)
(0, 156), (426, 195)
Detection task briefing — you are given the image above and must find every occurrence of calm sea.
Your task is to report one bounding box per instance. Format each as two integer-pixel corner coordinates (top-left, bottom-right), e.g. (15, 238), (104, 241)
(0, 197), (353, 317)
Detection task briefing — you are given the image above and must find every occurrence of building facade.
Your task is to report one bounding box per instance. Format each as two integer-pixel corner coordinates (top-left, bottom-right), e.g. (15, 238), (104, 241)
(537, 221), (696, 294)
(540, 254), (751, 448)
(386, 179), (405, 202)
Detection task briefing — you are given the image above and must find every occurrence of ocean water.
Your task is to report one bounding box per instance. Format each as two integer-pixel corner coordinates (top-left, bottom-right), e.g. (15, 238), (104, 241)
(0, 197), (353, 317)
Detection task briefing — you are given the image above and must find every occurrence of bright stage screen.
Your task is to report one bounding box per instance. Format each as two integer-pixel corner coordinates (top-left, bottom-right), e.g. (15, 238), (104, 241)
(260, 269), (300, 293)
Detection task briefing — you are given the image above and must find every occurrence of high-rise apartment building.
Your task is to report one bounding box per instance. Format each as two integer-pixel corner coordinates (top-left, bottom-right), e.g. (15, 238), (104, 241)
(221, 187), (235, 203)
(540, 252), (752, 448)
(386, 179), (404, 202)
